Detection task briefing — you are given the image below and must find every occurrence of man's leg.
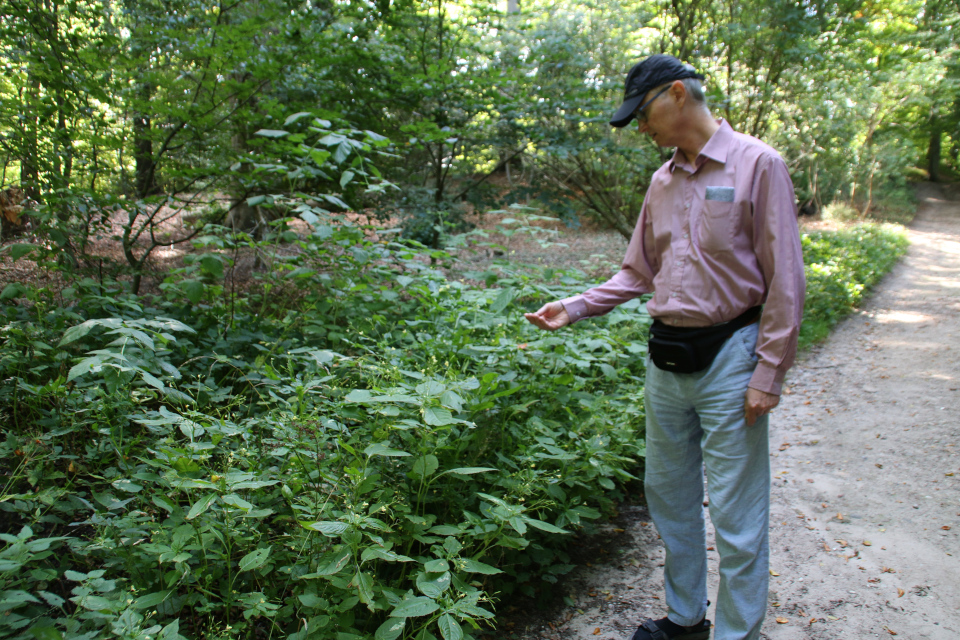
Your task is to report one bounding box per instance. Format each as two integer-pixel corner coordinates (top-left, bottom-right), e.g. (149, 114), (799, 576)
(697, 323), (770, 640)
(644, 361), (710, 628)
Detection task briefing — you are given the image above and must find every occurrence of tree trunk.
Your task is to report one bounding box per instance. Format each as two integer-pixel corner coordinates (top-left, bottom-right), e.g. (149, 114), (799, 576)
(133, 82), (158, 198)
(928, 115), (941, 183)
(20, 77), (41, 201)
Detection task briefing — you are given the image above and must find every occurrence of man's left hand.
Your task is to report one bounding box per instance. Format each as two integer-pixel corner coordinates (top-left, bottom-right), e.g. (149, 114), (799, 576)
(744, 387), (779, 426)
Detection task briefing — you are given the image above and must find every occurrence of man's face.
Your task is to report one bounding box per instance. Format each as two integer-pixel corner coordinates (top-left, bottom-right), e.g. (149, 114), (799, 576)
(636, 82), (678, 146)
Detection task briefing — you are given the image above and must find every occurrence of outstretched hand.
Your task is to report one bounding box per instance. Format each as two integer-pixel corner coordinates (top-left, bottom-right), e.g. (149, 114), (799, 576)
(524, 301), (571, 331)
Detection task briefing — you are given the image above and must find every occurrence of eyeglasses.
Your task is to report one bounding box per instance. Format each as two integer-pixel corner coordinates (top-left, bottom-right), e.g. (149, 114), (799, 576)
(634, 85), (671, 123)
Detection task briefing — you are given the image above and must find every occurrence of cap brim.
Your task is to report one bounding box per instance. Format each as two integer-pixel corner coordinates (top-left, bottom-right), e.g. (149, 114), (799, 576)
(610, 94), (644, 128)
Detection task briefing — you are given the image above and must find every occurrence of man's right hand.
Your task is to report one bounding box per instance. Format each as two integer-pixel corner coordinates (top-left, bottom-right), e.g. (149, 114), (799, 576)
(524, 301), (571, 331)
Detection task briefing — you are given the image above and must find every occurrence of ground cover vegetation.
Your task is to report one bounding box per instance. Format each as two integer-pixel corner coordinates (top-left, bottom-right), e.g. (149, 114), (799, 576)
(0, 0), (935, 637)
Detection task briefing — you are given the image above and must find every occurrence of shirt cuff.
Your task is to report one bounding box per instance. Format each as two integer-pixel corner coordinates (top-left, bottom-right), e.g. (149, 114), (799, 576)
(748, 361), (785, 396)
(560, 296), (589, 323)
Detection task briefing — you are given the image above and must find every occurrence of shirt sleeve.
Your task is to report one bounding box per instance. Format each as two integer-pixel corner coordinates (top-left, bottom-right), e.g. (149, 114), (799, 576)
(748, 153), (806, 395)
(560, 192), (658, 322)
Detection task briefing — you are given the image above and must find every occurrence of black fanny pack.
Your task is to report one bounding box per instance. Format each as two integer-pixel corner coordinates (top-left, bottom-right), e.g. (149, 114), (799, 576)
(648, 306), (761, 374)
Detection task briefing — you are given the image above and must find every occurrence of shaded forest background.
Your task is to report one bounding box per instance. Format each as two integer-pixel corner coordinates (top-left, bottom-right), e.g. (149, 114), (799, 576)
(0, 1), (943, 640)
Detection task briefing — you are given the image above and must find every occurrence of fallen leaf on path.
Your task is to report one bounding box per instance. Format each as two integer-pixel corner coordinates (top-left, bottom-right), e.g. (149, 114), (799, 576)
(943, 525), (951, 530)
(776, 617), (789, 624)
(836, 512), (844, 521)
(837, 539), (848, 547)
(886, 628), (897, 636)
(605, 594), (613, 601)
(876, 463), (883, 469)
(883, 567), (896, 573)
(822, 542), (832, 552)
(593, 628), (601, 635)
(897, 588), (905, 597)
(770, 569), (780, 576)
(827, 615), (838, 620)
(614, 528), (625, 533)
(863, 540), (872, 546)
(946, 473), (954, 477)
(868, 578), (880, 583)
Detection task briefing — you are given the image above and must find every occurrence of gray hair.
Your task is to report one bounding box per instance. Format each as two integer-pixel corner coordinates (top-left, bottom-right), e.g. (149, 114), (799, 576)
(681, 78), (706, 105)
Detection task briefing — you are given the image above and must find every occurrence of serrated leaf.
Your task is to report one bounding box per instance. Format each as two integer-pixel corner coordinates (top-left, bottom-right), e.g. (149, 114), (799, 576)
(416, 571), (451, 598)
(238, 547), (270, 572)
(316, 548), (352, 575)
(185, 493), (217, 520)
(389, 596), (440, 618)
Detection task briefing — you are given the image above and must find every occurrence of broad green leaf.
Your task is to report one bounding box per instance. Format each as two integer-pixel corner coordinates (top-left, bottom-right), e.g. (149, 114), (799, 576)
(316, 548), (352, 575)
(364, 442), (411, 458)
(416, 381), (445, 397)
(152, 495), (177, 513)
(416, 571), (451, 598)
(340, 170), (355, 188)
(0, 283), (26, 300)
(458, 558), (502, 575)
(423, 407), (454, 426)
(351, 571), (375, 607)
(423, 559), (448, 573)
(140, 371), (164, 390)
(489, 287), (515, 314)
(389, 596), (440, 618)
(59, 320), (96, 346)
(361, 547), (414, 563)
(182, 280), (204, 304)
(132, 590), (173, 610)
(221, 493), (253, 511)
(441, 467), (497, 477)
(523, 517), (569, 534)
(301, 521), (349, 536)
(284, 112), (313, 126)
(185, 493), (217, 520)
(438, 614), (463, 640)
(10, 244), (38, 261)
(396, 275), (414, 287)
(29, 628), (62, 640)
(411, 455), (439, 478)
(255, 129), (289, 138)
(375, 618), (405, 640)
(344, 389), (373, 403)
(238, 547), (271, 572)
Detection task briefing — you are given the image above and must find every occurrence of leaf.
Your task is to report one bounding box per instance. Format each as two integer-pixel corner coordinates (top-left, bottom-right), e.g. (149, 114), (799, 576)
(284, 112), (313, 126)
(345, 389), (374, 403)
(316, 548), (352, 575)
(438, 614), (463, 640)
(59, 320), (97, 346)
(301, 521), (349, 536)
(361, 548), (414, 563)
(29, 628), (63, 640)
(396, 275), (414, 287)
(412, 455), (439, 478)
(239, 547), (271, 572)
(416, 381), (445, 397)
(255, 129), (289, 138)
(352, 571), (375, 607)
(897, 588), (905, 598)
(132, 590), (173, 610)
(424, 559), (449, 573)
(340, 170), (355, 188)
(364, 443), (411, 457)
(389, 596), (440, 618)
(416, 571), (451, 598)
(441, 467), (497, 477)
(770, 569), (780, 576)
(10, 244), (38, 261)
(489, 287), (515, 314)
(375, 618), (405, 640)
(424, 407), (455, 426)
(776, 617), (789, 624)
(459, 558), (502, 575)
(182, 280), (204, 304)
(185, 493), (217, 520)
(0, 283), (26, 300)
(523, 517), (569, 534)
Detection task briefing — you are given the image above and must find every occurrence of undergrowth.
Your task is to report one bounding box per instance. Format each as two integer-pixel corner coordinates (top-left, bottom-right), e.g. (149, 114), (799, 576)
(0, 217), (907, 640)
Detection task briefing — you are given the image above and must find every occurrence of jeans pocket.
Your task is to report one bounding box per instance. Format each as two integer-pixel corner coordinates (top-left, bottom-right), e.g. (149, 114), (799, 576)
(736, 325), (759, 363)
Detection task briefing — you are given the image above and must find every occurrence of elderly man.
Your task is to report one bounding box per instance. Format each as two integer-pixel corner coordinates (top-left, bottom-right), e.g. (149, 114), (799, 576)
(525, 55), (805, 640)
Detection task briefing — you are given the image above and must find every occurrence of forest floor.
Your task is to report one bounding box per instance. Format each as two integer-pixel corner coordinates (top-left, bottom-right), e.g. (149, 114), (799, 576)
(504, 182), (960, 640)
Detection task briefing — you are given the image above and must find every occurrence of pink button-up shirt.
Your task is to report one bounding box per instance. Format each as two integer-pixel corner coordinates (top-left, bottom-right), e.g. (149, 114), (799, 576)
(561, 120), (805, 395)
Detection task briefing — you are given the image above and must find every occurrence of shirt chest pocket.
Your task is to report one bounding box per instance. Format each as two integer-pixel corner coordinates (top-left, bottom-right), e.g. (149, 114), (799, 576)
(697, 187), (739, 252)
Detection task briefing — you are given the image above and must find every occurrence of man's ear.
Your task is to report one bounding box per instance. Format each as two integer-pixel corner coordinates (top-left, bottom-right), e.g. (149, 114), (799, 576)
(670, 80), (687, 110)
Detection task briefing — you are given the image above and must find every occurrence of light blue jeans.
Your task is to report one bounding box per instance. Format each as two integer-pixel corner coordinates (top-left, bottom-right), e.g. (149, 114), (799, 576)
(644, 323), (769, 640)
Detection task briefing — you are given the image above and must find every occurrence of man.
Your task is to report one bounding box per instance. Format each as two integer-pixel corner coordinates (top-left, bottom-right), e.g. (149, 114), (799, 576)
(524, 54), (805, 640)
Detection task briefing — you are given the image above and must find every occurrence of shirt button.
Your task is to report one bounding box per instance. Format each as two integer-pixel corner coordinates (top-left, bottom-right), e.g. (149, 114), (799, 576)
(682, 233), (689, 239)
(670, 292), (677, 298)
(676, 260), (682, 266)
(684, 203), (690, 209)
(576, 311), (581, 317)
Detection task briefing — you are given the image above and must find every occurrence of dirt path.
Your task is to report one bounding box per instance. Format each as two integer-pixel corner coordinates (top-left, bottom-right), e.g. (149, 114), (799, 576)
(511, 184), (960, 640)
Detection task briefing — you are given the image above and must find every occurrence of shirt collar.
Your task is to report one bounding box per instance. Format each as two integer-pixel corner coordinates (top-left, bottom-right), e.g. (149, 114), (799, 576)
(669, 118), (733, 173)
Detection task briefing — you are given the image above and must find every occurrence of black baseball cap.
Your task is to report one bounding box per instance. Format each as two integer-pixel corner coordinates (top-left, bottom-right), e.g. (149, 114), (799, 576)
(610, 54), (705, 128)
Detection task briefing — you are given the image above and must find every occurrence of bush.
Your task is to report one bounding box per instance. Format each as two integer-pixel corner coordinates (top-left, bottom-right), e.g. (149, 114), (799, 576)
(800, 222), (909, 349)
(0, 224), (648, 640)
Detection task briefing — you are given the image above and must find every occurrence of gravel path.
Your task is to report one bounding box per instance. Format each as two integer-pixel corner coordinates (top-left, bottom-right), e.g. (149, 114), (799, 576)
(510, 183), (960, 639)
